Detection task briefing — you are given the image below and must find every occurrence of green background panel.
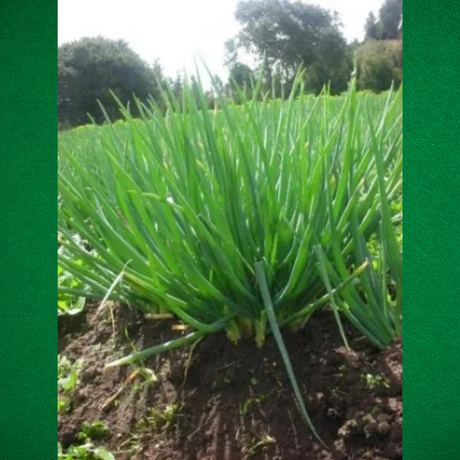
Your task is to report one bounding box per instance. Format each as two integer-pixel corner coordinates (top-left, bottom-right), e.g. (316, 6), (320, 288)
(404, 0), (460, 458)
(0, 1), (57, 459)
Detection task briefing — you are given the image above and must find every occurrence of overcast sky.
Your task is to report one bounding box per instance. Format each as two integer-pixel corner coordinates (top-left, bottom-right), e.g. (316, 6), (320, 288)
(58, 0), (384, 81)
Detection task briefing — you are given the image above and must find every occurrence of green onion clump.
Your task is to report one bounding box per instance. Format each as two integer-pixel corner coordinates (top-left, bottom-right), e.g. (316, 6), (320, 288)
(58, 72), (402, 444)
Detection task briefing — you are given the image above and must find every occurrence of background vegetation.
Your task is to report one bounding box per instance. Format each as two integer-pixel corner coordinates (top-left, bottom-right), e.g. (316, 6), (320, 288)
(58, 0), (402, 128)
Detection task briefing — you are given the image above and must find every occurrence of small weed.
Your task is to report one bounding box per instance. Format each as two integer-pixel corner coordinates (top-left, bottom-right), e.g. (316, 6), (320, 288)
(371, 405), (381, 415)
(132, 367), (157, 392)
(239, 394), (268, 416)
(125, 433), (143, 457)
(58, 356), (83, 393)
(77, 421), (110, 442)
(136, 402), (185, 432)
(223, 376), (234, 385)
(366, 233), (380, 258)
(245, 433), (276, 457)
(100, 365), (157, 412)
(58, 441), (115, 460)
(239, 398), (255, 416)
(58, 355), (83, 413)
(363, 373), (390, 389)
(338, 419), (359, 437)
(58, 251), (86, 316)
(58, 397), (68, 414)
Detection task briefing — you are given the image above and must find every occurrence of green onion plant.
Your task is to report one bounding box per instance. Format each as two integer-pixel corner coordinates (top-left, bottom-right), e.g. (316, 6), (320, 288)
(58, 70), (402, 444)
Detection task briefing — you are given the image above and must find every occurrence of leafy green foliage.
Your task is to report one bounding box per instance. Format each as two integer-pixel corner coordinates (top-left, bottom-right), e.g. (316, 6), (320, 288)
(58, 398), (68, 413)
(227, 63), (255, 101)
(229, 0), (351, 94)
(363, 373), (390, 389)
(357, 40), (402, 93)
(364, 0), (402, 42)
(77, 421), (110, 442)
(58, 263), (86, 315)
(58, 414), (112, 458)
(58, 442), (115, 460)
(364, 12), (382, 41)
(58, 355), (83, 413)
(58, 239), (89, 315)
(58, 37), (165, 127)
(379, 0), (403, 40)
(58, 356), (83, 393)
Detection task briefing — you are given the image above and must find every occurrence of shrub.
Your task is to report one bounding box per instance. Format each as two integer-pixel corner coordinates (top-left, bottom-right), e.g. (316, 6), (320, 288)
(58, 37), (164, 127)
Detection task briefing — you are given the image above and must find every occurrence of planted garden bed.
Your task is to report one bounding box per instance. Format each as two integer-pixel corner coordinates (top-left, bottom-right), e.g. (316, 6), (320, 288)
(58, 74), (402, 459)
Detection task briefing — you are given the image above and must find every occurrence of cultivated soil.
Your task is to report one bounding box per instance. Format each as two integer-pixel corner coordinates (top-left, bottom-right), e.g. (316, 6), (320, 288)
(58, 302), (402, 460)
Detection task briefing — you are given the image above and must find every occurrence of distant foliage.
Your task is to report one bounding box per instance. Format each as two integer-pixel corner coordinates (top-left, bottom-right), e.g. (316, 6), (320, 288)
(379, 0), (402, 40)
(364, 12), (382, 41)
(57, 1), (403, 129)
(228, 0), (352, 95)
(360, 0), (402, 93)
(357, 40), (402, 93)
(364, 0), (402, 42)
(226, 63), (255, 101)
(58, 37), (164, 127)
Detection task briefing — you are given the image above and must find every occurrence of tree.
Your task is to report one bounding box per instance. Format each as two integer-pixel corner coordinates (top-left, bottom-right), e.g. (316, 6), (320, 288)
(229, 0), (351, 94)
(170, 73), (184, 102)
(379, 0), (402, 39)
(357, 40), (402, 92)
(226, 62), (255, 102)
(304, 27), (353, 94)
(58, 36), (164, 127)
(364, 11), (381, 40)
(228, 63), (254, 89)
(224, 39), (239, 68)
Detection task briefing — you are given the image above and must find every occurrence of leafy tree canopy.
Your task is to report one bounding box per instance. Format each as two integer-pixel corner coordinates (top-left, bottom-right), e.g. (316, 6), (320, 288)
(357, 39), (402, 92)
(379, 0), (402, 39)
(364, 0), (402, 42)
(228, 0), (351, 94)
(364, 12), (382, 40)
(58, 36), (164, 126)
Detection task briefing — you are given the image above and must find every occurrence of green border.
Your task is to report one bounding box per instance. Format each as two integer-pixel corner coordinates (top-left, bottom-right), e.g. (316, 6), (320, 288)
(404, 0), (460, 458)
(0, 1), (56, 459)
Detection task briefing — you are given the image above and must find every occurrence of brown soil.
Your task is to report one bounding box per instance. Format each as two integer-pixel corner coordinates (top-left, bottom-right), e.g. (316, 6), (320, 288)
(58, 303), (402, 460)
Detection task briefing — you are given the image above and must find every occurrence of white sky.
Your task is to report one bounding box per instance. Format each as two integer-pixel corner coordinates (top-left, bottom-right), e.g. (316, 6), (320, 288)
(58, 0), (384, 82)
